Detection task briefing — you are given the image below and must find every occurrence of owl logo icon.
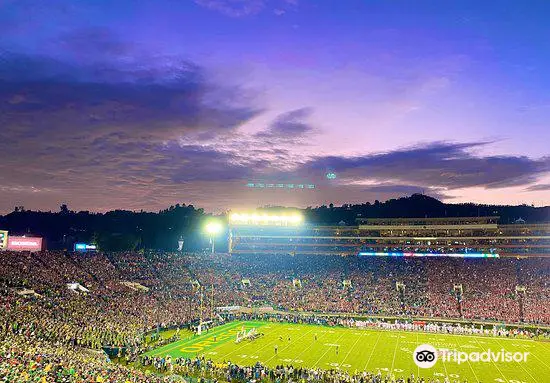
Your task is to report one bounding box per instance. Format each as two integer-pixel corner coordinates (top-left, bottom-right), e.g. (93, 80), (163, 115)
(413, 344), (438, 368)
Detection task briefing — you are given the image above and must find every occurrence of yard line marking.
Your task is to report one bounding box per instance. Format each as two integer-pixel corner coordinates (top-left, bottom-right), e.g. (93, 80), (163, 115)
(363, 331), (382, 371)
(534, 338), (550, 355)
(439, 335), (450, 379)
(415, 332), (420, 378)
(390, 329), (400, 375)
(283, 327), (328, 366)
(339, 332), (363, 369)
(493, 337), (541, 383)
(526, 343), (550, 371)
(263, 325), (317, 364)
(313, 331), (347, 368)
(471, 336), (509, 383)
(450, 332), (479, 383)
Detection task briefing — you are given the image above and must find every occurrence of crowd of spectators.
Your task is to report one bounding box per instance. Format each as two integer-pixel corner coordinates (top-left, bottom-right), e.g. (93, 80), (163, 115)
(185, 253), (550, 324)
(0, 334), (178, 382)
(0, 249), (549, 382)
(143, 354), (461, 383)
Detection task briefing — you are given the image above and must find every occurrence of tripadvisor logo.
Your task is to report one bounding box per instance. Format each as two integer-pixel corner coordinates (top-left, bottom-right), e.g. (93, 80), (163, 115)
(413, 344), (529, 368)
(413, 344), (438, 368)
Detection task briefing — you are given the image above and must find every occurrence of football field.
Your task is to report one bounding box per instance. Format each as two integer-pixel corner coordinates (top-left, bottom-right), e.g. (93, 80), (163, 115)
(147, 321), (550, 382)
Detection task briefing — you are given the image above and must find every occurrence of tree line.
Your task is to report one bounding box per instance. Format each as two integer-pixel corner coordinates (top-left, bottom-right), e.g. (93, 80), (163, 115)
(0, 194), (548, 251)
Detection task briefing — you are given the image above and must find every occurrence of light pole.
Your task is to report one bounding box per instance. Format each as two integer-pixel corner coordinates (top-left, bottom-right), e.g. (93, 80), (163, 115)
(205, 221), (222, 253)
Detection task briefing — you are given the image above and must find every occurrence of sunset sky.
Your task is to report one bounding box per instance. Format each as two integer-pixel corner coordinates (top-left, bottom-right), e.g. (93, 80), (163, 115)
(1, 0), (549, 213)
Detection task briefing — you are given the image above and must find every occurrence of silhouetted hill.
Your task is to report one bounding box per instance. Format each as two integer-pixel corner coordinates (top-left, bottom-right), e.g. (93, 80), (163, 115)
(301, 194), (548, 225)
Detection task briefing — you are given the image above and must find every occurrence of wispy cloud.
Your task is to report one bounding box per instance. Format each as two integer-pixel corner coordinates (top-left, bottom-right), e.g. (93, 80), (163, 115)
(193, 0), (267, 17)
(255, 107), (316, 141)
(299, 142), (550, 191)
(193, 0), (298, 17)
(524, 184), (550, 192)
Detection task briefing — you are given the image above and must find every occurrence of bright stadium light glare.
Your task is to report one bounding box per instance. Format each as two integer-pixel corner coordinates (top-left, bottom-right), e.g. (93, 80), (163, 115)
(228, 211), (304, 226)
(290, 214), (303, 223)
(205, 221), (222, 234)
(204, 220), (223, 253)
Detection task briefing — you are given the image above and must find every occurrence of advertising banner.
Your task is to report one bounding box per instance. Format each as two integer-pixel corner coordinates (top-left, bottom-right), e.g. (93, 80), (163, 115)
(7, 236), (43, 251)
(74, 243), (97, 252)
(217, 306), (241, 312)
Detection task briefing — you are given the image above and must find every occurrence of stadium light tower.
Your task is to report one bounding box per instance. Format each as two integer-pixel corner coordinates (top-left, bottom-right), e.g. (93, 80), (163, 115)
(205, 220), (223, 253)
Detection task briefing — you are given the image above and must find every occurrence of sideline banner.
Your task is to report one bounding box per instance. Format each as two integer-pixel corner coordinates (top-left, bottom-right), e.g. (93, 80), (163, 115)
(217, 306), (241, 312)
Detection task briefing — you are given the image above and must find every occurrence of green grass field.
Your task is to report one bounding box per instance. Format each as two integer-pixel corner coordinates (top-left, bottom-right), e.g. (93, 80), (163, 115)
(147, 321), (550, 382)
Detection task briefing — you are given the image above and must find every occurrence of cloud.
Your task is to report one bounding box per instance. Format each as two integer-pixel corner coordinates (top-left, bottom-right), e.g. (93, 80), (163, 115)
(194, 0), (266, 17)
(155, 143), (269, 182)
(0, 29), (266, 212)
(524, 184), (550, 192)
(300, 142), (550, 191)
(194, 0), (298, 17)
(255, 107), (315, 140)
(1, 49), (548, 216)
(0, 49), (261, 144)
(55, 27), (135, 59)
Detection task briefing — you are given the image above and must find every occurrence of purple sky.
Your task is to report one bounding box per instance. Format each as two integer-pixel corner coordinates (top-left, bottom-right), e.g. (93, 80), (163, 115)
(1, 0), (549, 213)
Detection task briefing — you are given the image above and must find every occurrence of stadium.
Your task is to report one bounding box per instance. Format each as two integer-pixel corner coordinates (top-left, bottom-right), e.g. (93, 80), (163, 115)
(3, 0), (550, 381)
(1, 201), (549, 383)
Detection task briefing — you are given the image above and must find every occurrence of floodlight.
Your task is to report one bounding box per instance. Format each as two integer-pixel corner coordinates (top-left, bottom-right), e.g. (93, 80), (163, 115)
(290, 214), (303, 223)
(205, 221), (222, 234)
(204, 220), (223, 253)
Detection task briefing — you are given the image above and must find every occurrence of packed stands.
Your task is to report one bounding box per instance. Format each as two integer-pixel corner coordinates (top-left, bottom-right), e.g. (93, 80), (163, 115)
(1, 248), (549, 382)
(2, 251), (550, 337)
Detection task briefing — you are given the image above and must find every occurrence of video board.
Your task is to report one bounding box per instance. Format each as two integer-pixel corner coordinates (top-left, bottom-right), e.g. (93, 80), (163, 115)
(7, 236), (43, 251)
